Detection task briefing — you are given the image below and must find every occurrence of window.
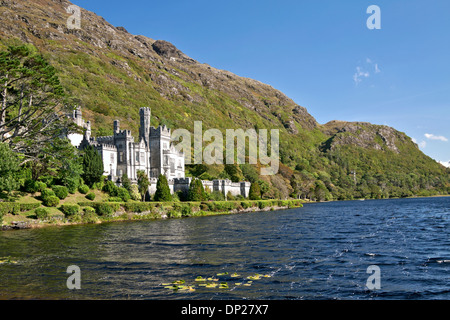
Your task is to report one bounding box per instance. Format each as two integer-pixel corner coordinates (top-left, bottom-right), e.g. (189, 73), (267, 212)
(136, 151), (140, 163)
(119, 152), (124, 163)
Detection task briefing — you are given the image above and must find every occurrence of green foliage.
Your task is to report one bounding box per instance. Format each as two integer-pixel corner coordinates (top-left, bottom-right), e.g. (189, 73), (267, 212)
(35, 208), (50, 220)
(43, 195), (60, 207)
(0, 143), (21, 195)
(188, 178), (205, 201)
(0, 45), (75, 162)
(92, 202), (120, 217)
(102, 180), (117, 195)
(249, 181), (261, 200)
(86, 192), (96, 201)
(116, 187), (131, 202)
(23, 179), (47, 194)
(78, 184), (89, 194)
(154, 174), (172, 202)
(60, 204), (80, 217)
(0, 203), (41, 223)
(52, 185), (69, 200)
(137, 170), (150, 202)
(82, 207), (99, 224)
(41, 189), (56, 199)
(81, 145), (104, 187)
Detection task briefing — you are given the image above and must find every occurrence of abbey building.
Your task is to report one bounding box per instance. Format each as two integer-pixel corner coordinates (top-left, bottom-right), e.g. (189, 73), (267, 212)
(68, 107), (250, 198)
(69, 106), (185, 182)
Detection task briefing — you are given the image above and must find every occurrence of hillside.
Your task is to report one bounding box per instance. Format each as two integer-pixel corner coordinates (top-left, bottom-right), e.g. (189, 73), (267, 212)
(0, 0), (448, 200)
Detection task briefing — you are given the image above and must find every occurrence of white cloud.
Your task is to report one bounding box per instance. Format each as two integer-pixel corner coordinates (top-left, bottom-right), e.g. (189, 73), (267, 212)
(412, 137), (427, 149)
(353, 66), (370, 85)
(375, 63), (381, 73)
(425, 133), (448, 142)
(353, 58), (381, 85)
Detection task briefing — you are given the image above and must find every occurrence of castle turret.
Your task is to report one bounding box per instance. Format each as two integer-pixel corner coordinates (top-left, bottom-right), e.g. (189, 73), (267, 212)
(113, 120), (120, 134)
(139, 107), (151, 147)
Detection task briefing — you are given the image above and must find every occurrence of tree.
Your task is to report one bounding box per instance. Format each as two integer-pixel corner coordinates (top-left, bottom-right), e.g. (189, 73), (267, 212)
(137, 170), (150, 202)
(0, 142), (21, 195)
(0, 45), (77, 163)
(154, 174), (172, 202)
(249, 181), (261, 200)
(81, 145), (104, 187)
(121, 173), (132, 193)
(188, 178), (205, 201)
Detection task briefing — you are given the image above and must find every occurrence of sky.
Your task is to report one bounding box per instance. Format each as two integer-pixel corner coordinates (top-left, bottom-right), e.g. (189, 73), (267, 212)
(71, 0), (450, 165)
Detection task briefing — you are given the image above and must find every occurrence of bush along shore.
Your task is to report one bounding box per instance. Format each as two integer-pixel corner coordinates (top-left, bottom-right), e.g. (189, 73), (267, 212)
(0, 200), (304, 231)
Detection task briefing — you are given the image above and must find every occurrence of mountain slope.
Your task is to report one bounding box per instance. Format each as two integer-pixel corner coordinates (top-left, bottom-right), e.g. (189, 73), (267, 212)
(0, 0), (448, 199)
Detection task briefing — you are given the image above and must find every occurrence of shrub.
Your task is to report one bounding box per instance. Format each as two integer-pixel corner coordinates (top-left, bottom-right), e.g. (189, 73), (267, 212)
(116, 187), (131, 202)
(41, 189), (56, 199)
(43, 196), (60, 207)
(60, 204), (80, 217)
(86, 192), (96, 201)
(103, 180), (118, 195)
(106, 197), (122, 202)
(35, 208), (50, 220)
(52, 185), (69, 200)
(78, 184), (90, 194)
(94, 203), (116, 217)
(24, 180), (47, 194)
(82, 207), (99, 224)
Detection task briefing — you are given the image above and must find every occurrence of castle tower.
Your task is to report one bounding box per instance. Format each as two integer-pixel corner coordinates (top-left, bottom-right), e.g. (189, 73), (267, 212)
(113, 120), (120, 134)
(139, 107), (151, 147)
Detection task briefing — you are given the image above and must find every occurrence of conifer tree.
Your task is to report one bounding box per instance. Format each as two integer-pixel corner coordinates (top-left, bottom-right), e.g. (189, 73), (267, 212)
(249, 181), (261, 200)
(154, 174), (172, 202)
(81, 145), (104, 187)
(188, 178), (205, 201)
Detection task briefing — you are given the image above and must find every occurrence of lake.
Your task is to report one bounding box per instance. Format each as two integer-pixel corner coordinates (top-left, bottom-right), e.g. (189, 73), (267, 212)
(0, 197), (449, 300)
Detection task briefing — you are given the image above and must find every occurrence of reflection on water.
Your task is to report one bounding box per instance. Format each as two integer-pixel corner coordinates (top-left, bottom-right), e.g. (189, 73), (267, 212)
(0, 197), (449, 300)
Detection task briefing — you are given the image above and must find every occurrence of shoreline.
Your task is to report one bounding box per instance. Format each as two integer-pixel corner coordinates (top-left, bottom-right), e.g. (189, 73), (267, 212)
(0, 199), (305, 232)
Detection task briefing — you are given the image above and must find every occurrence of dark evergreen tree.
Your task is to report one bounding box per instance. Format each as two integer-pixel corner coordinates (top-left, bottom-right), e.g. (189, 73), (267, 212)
(249, 181), (261, 200)
(81, 145), (104, 187)
(154, 174), (172, 202)
(188, 178), (205, 201)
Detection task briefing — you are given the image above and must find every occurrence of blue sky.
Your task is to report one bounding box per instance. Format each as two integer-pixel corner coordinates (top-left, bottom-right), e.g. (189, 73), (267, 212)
(71, 0), (450, 165)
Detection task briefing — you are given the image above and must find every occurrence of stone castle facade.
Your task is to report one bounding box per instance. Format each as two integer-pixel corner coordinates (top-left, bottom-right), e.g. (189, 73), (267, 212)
(68, 107), (250, 198)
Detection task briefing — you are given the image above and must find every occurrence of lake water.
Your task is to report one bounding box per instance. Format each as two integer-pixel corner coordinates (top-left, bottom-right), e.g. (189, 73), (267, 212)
(0, 197), (449, 300)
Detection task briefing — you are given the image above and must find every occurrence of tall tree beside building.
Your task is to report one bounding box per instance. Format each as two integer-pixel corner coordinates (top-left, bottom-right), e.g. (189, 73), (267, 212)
(249, 181), (262, 200)
(188, 178), (206, 201)
(81, 145), (104, 187)
(137, 170), (150, 202)
(154, 174), (172, 202)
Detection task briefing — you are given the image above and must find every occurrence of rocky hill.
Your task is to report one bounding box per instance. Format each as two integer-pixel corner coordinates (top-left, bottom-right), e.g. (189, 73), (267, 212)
(0, 0), (448, 199)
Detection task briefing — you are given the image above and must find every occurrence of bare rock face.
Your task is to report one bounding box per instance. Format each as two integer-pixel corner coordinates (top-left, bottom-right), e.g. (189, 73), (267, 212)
(320, 121), (407, 153)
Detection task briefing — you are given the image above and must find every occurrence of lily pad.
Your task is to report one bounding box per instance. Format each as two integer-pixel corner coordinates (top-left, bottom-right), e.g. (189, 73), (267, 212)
(216, 272), (229, 276)
(219, 282), (229, 289)
(172, 280), (185, 285)
(231, 273), (241, 278)
(195, 276), (206, 282)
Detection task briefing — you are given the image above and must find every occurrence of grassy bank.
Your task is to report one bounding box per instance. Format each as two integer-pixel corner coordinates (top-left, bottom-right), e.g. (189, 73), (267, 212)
(0, 198), (304, 230)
